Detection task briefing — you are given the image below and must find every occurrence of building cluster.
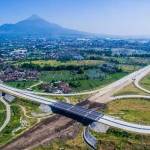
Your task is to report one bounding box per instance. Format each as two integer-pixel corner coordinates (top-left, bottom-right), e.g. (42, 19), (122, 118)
(39, 81), (72, 94)
(44, 50), (83, 60)
(1, 37), (150, 61)
(10, 48), (28, 60)
(0, 67), (39, 82)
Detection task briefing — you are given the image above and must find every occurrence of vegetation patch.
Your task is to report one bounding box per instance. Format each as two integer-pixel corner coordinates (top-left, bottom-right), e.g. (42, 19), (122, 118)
(34, 71), (127, 93)
(140, 73), (150, 91)
(5, 80), (37, 89)
(0, 105), (21, 146)
(105, 98), (150, 124)
(113, 83), (149, 96)
(92, 128), (150, 150)
(18, 60), (104, 67)
(0, 101), (6, 127)
(0, 98), (40, 146)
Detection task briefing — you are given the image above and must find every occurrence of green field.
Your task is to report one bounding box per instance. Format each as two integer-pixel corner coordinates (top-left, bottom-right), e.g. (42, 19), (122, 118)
(92, 128), (150, 150)
(91, 98), (150, 149)
(0, 98), (40, 146)
(0, 101), (6, 127)
(6, 58), (142, 92)
(113, 83), (148, 96)
(35, 71), (127, 92)
(6, 80), (37, 89)
(140, 74), (150, 91)
(119, 64), (141, 73)
(17, 60), (104, 67)
(105, 99), (150, 124)
(0, 105), (21, 146)
(111, 57), (150, 66)
(6, 70), (127, 93)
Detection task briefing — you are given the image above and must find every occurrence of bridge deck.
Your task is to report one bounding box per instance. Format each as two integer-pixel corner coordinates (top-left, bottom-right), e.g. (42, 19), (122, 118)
(52, 101), (104, 121)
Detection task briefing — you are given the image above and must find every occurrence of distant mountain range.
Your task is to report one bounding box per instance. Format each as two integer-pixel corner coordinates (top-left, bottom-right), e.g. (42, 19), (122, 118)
(0, 15), (88, 37)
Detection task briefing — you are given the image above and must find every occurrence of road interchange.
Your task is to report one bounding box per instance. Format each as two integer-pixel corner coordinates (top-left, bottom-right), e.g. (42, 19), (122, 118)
(0, 71), (150, 134)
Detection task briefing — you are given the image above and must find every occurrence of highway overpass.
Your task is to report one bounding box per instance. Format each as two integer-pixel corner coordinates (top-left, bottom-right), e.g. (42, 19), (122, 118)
(0, 83), (150, 134)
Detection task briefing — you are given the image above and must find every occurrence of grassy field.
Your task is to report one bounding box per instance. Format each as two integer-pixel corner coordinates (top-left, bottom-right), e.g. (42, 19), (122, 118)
(91, 98), (150, 149)
(0, 98), (41, 146)
(105, 99), (150, 124)
(140, 73), (150, 91)
(113, 83), (148, 96)
(92, 128), (150, 150)
(0, 105), (22, 146)
(35, 71), (127, 92)
(73, 72), (127, 92)
(0, 101), (6, 127)
(17, 60), (104, 67)
(13, 98), (41, 117)
(5, 70), (127, 93)
(111, 57), (150, 66)
(39, 70), (84, 82)
(119, 64), (141, 73)
(5, 80), (37, 89)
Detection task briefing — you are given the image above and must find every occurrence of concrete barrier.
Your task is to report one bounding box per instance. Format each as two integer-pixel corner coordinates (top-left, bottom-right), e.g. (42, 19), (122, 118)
(83, 127), (97, 150)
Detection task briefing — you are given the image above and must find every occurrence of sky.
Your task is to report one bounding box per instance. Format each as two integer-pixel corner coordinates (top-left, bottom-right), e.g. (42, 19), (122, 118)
(0, 0), (150, 36)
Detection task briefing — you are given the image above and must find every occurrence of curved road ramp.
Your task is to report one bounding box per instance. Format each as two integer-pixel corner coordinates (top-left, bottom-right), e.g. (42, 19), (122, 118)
(83, 127), (98, 150)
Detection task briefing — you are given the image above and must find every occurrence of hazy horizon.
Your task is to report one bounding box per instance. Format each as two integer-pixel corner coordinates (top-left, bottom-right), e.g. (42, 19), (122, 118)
(1, 0), (150, 36)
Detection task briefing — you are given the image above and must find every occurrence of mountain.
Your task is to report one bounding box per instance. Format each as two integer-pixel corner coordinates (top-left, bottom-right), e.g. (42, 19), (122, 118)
(0, 15), (87, 37)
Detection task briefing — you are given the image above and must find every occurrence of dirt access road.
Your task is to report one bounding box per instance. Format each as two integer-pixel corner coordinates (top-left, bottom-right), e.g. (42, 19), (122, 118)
(0, 100), (104, 150)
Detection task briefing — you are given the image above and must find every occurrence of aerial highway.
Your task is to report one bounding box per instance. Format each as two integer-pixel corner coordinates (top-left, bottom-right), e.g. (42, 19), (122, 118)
(0, 82), (150, 134)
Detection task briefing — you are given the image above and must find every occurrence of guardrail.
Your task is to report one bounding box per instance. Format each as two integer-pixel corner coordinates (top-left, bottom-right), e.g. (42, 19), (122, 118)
(83, 127), (97, 150)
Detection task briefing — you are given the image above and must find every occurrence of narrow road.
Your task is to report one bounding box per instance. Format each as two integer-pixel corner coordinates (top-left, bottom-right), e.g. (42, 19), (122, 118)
(134, 73), (150, 94)
(27, 81), (43, 90)
(111, 95), (150, 100)
(0, 97), (11, 132)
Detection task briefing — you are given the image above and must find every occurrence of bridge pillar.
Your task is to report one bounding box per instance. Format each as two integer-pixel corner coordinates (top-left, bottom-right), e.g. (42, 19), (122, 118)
(39, 104), (52, 113)
(3, 93), (15, 102)
(90, 122), (110, 133)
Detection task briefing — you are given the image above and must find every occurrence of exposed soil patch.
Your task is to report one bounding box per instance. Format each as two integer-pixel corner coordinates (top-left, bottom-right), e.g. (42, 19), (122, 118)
(0, 100), (105, 150)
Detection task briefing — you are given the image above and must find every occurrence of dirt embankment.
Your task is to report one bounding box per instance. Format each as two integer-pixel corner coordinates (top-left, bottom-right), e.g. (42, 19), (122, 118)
(0, 100), (106, 150)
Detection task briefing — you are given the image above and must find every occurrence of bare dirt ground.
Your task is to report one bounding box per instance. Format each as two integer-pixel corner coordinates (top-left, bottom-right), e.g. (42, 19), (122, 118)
(0, 100), (105, 150)
(1, 114), (78, 150)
